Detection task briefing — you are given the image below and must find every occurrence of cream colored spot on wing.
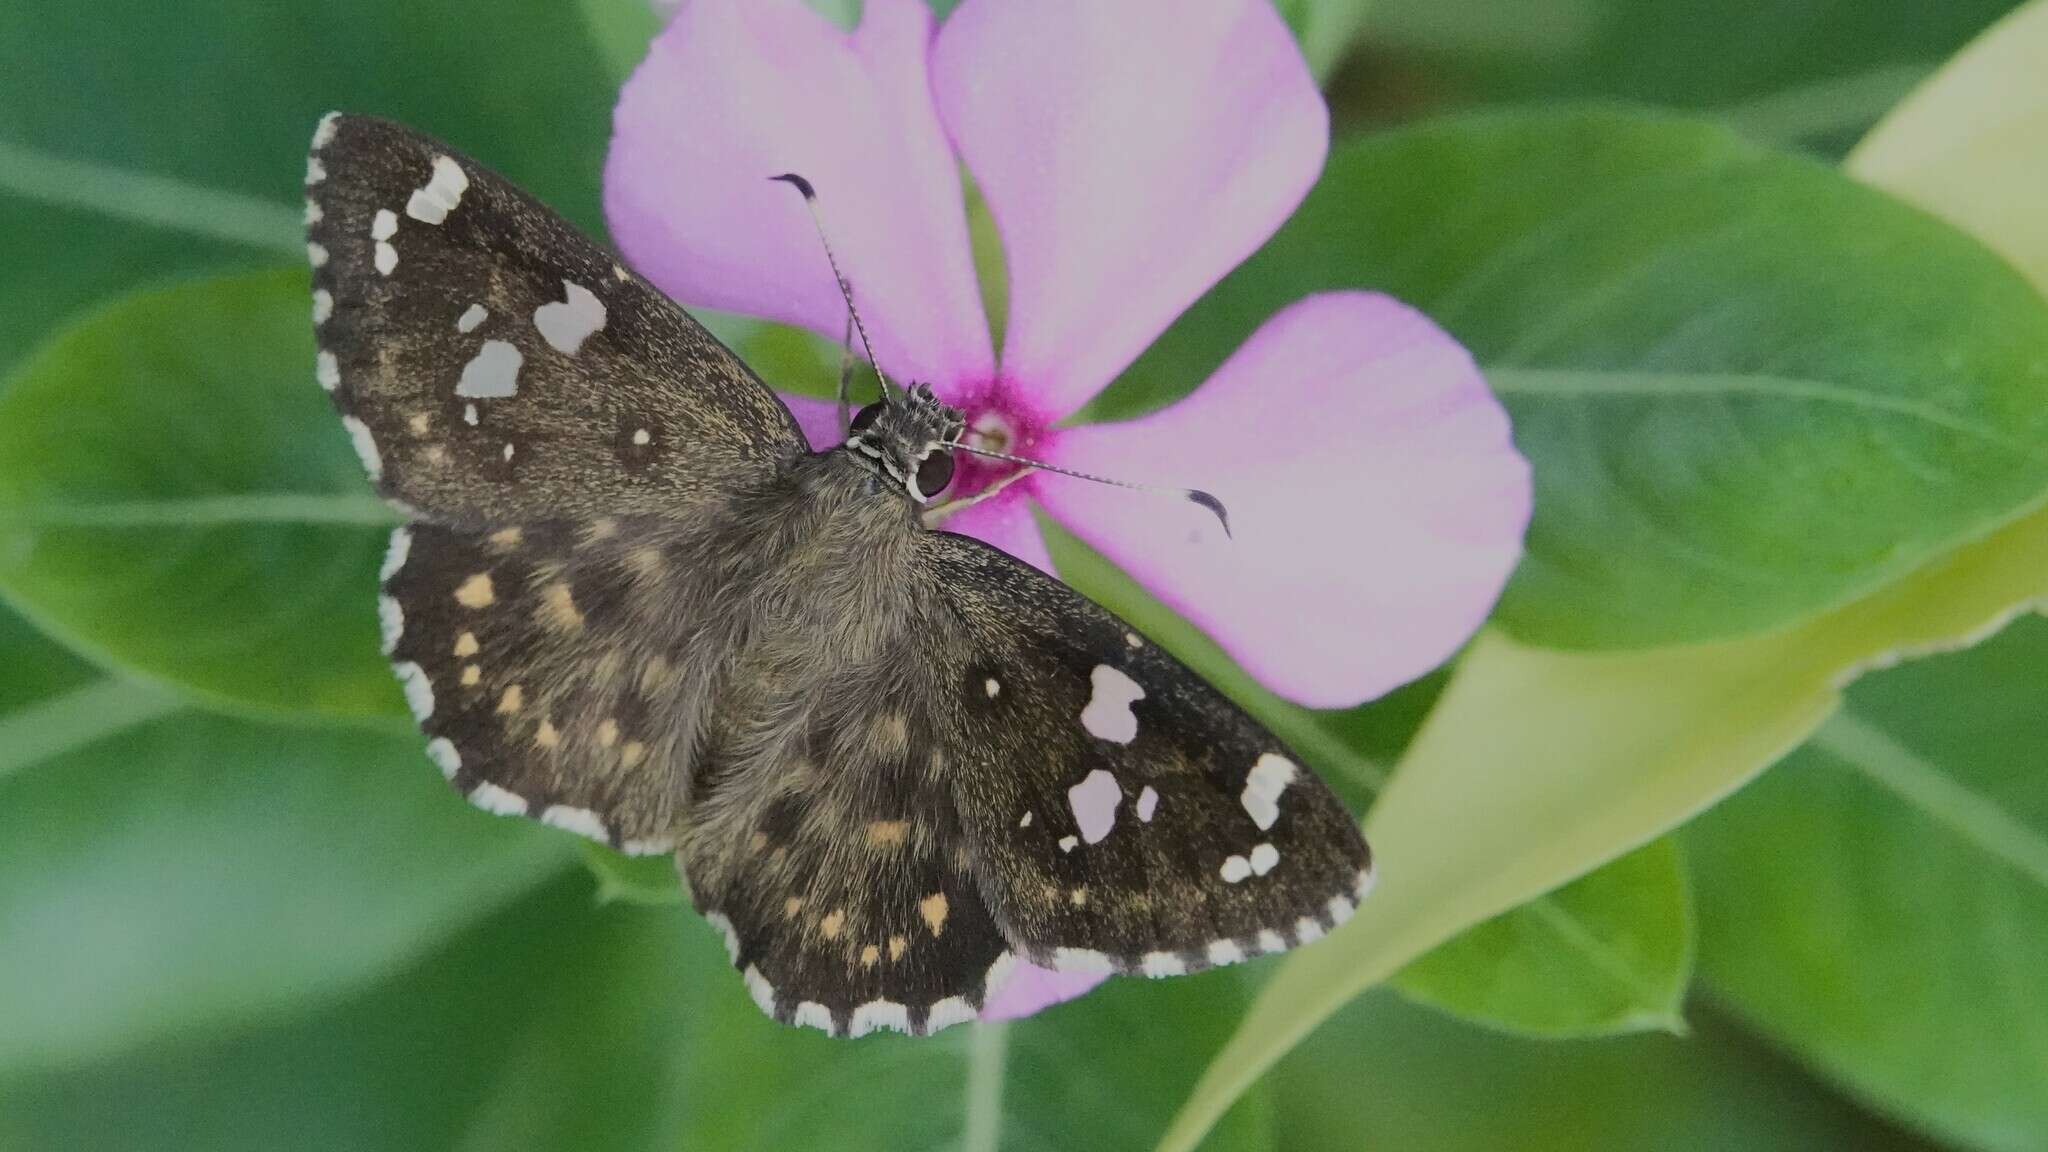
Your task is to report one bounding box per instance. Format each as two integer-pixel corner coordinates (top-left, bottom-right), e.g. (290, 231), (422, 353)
(638, 655), (673, 694)
(537, 581), (584, 632)
(919, 893), (949, 937)
(626, 547), (665, 581)
(621, 741), (647, 768)
(820, 909), (846, 940)
(784, 897), (803, 919)
(488, 527), (522, 552)
(459, 664), (481, 687)
(585, 517), (619, 542)
(591, 649), (624, 686)
(1068, 886), (1088, 907)
(454, 573), (495, 608)
(535, 718), (561, 749)
(407, 412), (431, 437)
(873, 712), (909, 755)
(860, 944), (880, 969)
(453, 632), (479, 658)
(749, 830), (769, 853)
(497, 684), (524, 714)
(422, 445), (448, 467)
(888, 935), (907, 961)
(866, 820), (910, 848)
(596, 718), (619, 748)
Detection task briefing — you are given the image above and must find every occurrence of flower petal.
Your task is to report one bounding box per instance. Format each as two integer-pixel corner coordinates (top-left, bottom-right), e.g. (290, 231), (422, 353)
(1039, 293), (1531, 709)
(981, 960), (1110, 1022)
(778, 391), (843, 452)
(606, 0), (993, 385)
(933, 489), (1055, 576)
(931, 0), (1327, 418)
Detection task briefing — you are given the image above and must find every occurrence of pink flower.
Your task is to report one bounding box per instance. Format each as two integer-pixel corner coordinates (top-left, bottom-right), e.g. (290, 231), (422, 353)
(606, 0), (1531, 1021)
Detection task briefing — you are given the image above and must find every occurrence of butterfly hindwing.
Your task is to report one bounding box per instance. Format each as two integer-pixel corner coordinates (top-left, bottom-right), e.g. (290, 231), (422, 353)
(921, 532), (1374, 975)
(379, 516), (698, 854)
(306, 113), (807, 525)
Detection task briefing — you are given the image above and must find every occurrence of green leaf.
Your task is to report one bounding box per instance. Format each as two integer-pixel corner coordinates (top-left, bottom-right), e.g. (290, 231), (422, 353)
(1392, 838), (1693, 1038)
(0, 707), (573, 1075)
(1351, 0), (2020, 125)
(1690, 616), (2048, 1152)
(1109, 108), (2048, 651)
(1273, 0), (1377, 82)
(1848, 0), (2048, 298)
(0, 270), (402, 720)
(0, 0), (621, 374)
(1275, 992), (1943, 1152)
(1157, 495), (2048, 1152)
(0, 869), (1276, 1151)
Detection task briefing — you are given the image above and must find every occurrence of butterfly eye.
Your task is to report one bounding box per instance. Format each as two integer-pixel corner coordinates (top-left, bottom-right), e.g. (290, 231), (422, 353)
(849, 402), (884, 434)
(913, 449), (955, 501)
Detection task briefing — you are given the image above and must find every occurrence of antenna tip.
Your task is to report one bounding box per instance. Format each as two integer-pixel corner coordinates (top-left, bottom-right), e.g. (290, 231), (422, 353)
(768, 172), (817, 200)
(1188, 490), (1231, 538)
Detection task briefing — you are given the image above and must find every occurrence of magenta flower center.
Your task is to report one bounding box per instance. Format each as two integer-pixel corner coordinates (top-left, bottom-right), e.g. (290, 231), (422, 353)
(941, 376), (1054, 502)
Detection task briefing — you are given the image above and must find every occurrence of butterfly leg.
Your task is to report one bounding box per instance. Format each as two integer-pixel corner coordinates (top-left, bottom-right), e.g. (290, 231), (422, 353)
(922, 464), (1037, 529)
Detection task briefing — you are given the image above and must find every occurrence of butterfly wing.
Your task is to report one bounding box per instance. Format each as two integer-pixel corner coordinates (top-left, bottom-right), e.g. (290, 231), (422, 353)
(920, 531), (1374, 975)
(673, 527), (1372, 1037)
(306, 113), (808, 525)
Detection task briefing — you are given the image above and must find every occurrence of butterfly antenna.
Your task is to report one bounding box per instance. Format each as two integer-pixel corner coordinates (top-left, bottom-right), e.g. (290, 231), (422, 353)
(769, 173), (894, 397)
(951, 441), (1231, 538)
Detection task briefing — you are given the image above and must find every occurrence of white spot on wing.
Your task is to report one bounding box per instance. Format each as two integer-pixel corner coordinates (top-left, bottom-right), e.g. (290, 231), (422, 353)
(405, 155), (469, 224)
(924, 997), (977, 1034)
(533, 280), (607, 354)
(1257, 930), (1287, 954)
(462, 403), (478, 426)
(1220, 855), (1252, 883)
(1058, 835), (1078, 853)
(1080, 664), (1144, 744)
(315, 350), (339, 391)
(541, 805), (610, 843)
(1067, 768), (1122, 844)
(1136, 785), (1159, 822)
(311, 289), (333, 326)
(311, 112), (340, 150)
(984, 677), (1000, 698)
(619, 836), (675, 856)
(1125, 632), (1142, 648)
(341, 414), (381, 480)
(704, 912), (741, 963)
(743, 965), (777, 1015)
(377, 595), (403, 655)
(1019, 810), (1033, 828)
(305, 156), (326, 185)
(380, 526), (413, 581)
(850, 1000), (909, 1037)
(1295, 917), (1325, 944)
(393, 660), (433, 720)
(371, 208), (399, 276)
(1140, 952), (1186, 978)
(631, 427), (651, 446)
(1206, 940), (1244, 966)
(425, 737), (461, 779)
(1051, 947), (1115, 975)
(469, 782), (527, 816)
(456, 339), (524, 398)
(792, 1001), (836, 1034)
(1241, 753), (1298, 831)
(1249, 842), (1280, 875)
(303, 198), (323, 226)
(457, 303), (488, 333)
(1328, 896), (1356, 926)
(306, 242), (328, 268)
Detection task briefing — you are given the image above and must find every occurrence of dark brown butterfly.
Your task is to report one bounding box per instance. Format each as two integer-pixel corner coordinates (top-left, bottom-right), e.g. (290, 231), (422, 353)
(306, 113), (1371, 1037)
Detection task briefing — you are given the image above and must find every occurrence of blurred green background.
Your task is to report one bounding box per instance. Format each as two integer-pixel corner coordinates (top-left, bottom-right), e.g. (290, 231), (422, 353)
(3, 1), (2046, 1150)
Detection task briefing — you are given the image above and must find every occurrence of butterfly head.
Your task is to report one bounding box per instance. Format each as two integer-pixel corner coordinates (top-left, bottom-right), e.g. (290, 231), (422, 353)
(844, 382), (967, 504)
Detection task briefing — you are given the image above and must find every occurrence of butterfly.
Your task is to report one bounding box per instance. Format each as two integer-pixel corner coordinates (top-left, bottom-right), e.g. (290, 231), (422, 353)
(305, 113), (1373, 1037)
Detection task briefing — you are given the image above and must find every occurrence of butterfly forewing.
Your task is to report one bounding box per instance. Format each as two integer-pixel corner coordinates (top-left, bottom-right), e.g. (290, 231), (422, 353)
(306, 113), (807, 525)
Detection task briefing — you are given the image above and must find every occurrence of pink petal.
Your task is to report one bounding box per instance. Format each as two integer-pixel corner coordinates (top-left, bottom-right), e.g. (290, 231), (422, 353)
(981, 961), (1110, 1022)
(606, 0), (993, 386)
(930, 0), (1327, 418)
(932, 488), (1056, 576)
(1039, 293), (1531, 709)
(778, 391), (844, 452)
